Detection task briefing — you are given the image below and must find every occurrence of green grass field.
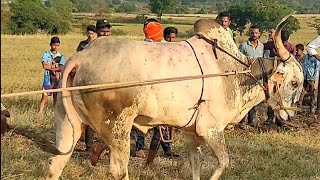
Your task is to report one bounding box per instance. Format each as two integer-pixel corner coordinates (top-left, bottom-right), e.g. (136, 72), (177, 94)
(1, 13), (320, 180)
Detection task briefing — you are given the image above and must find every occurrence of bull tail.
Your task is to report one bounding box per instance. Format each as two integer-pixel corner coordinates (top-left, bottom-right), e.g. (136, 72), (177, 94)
(55, 60), (81, 155)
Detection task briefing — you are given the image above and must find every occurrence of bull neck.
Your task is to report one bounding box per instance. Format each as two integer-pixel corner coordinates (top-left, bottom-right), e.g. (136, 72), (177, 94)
(250, 58), (275, 81)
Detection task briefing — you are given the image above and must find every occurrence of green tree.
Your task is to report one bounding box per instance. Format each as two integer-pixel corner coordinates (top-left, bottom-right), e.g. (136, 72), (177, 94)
(315, 19), (320, 34)
(116, 2), (136, 13)
(73, 0), (93, 12)
(94, 0), (112, 19)
(175, 6), (189, 14)
(9, 0), (71, 34)
(149, 0), (178, 20)
(45, 0), (73, 33)
(218, 0), (300, 34)
(1, 5), (12, 34)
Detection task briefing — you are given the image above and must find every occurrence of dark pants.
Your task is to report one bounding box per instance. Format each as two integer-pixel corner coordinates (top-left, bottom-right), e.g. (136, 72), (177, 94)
(267, 106), (275, 120)
(131, 128), (145, 151)
(240, 106), (256, 125)
(241, 105), (274, 125)
(85, 127), (95, 150)
(149, 127), (171, 153)
(300, 80), (317, 111)
(1, 114), (8, 135)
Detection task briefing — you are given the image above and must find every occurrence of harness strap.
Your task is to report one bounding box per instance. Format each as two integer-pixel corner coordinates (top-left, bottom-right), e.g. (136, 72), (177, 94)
(197, 33), (251, 67)
(177, 40), (206, 129)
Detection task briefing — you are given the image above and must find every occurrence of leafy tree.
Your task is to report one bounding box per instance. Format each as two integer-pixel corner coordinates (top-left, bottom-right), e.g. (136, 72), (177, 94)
(116, 2), (136, 12)
(175, 6), (189, 14)
(9, 0), (72, 34)
(73, 0), (93, 12)
(197, 7), (208, 14)
(44, 0), (73, 33)
(149, 0), (178, 20)
(1, 5), (12, 34)
(315, 19), (320, 35)
(94, 0), (112, 18)
(218, 0), (300, 34)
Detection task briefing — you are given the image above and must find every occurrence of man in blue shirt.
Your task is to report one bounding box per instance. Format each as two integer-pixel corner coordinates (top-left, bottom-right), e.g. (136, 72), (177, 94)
(238, 26), (264, 129)
(299, 53), (319, 113)
(307, 35), (320, 116)
(38, 36), (65, 115)
(239, 26), (264, 58)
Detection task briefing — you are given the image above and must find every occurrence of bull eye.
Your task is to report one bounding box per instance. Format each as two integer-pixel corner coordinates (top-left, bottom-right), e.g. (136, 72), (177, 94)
(276, 71), (285, 75)
(291, 81), (299, 88)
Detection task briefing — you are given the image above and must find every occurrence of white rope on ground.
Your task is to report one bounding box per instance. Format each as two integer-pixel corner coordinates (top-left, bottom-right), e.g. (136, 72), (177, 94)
(1, 70), (251, 98)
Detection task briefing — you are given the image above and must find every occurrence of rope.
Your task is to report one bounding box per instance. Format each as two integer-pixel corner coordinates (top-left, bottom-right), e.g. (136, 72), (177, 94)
(1, 70), (251, 98)
(196, 34), (250, 67)
(178, 40), (206, 129)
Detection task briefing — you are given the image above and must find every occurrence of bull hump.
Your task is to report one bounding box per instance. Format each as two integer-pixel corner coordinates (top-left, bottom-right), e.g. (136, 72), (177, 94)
(194, 19), (220, 35)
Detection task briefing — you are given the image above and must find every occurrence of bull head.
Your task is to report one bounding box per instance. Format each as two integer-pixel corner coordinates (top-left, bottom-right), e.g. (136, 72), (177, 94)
(267, 13), (304, 120)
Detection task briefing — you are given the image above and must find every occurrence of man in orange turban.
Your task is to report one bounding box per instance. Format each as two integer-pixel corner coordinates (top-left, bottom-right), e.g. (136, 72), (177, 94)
(143, 18), (163, 42)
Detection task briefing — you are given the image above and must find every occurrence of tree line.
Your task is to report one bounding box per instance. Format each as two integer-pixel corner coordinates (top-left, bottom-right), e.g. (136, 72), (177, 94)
(1, 0), (319, 35)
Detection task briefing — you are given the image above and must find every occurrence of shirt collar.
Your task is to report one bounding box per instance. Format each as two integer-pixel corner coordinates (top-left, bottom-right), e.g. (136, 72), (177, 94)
(49, 50), (61, 57)
(247, 39), (262, 46)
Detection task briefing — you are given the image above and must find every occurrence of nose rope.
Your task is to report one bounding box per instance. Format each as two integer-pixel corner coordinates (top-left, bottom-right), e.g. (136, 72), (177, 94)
(268, 80), (298, 111)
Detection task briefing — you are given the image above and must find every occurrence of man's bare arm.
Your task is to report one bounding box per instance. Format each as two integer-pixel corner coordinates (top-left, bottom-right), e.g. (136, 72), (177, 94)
(42, 62), (63, 71)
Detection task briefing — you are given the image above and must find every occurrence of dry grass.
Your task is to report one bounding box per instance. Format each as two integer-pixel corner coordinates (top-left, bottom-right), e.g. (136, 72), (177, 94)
(1, 14), (320, 180)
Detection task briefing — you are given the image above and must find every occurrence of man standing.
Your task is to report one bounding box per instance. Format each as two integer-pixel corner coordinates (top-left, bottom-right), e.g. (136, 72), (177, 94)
(281, 30), (296, 55)
(90, 19), (113, 165)
(307, 35), (320, 116)
(264, 28), (278, 58)
(238, 26), (264, 129)
(218, 12), (234, 40)
(76, 25), (97, 52)
(145, 26), (180, 168)
(38, 36), (65, 115)
(76, 25), (97, 154)
(96, 19), (112, 37)
(163, 26), (178, 42)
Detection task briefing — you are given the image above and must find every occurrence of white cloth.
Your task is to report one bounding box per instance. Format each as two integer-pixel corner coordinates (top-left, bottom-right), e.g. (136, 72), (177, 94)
(307, 35), (320, 55)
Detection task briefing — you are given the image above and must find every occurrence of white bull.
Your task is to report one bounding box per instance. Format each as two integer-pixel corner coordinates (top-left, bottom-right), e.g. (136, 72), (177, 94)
(46, 14), (303, 180)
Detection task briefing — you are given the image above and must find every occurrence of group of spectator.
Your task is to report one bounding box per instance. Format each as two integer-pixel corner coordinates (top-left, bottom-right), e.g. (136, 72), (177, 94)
(30, 18), (181, 167)
(1, 14), (319, 169)
(218, 13), (320, 129)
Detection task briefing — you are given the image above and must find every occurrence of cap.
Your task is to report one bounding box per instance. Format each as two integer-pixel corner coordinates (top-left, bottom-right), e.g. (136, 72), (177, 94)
(50, 36), (60, 44)
(87, 25), (96, 32)
(96, 19), (112, 30)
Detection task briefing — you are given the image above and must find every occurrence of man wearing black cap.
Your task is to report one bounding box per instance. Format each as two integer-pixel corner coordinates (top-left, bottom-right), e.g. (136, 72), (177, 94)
(76, 25), (97, 52)
(76, 25), (97, 153)
(85, 19), (112, 158)
(96, 19), (112, 37)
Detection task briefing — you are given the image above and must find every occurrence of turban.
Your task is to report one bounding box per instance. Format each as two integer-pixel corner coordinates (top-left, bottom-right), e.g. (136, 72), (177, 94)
(143, 22), (163, 42)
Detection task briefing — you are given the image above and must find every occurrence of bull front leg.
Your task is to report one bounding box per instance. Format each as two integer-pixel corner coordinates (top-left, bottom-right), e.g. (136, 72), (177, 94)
(184, 133), (203, 180)
(203, 128), (229, 180)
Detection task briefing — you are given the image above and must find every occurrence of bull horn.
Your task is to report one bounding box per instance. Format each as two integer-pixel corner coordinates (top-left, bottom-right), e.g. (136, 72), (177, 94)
(274, 12), (295, 61)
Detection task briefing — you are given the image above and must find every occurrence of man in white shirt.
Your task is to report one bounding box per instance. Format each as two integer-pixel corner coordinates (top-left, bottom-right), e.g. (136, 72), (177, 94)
(307, 36), (320, 61)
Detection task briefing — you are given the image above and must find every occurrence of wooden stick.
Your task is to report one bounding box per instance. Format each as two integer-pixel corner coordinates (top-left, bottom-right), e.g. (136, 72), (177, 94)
(1, 70), (251, 98)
